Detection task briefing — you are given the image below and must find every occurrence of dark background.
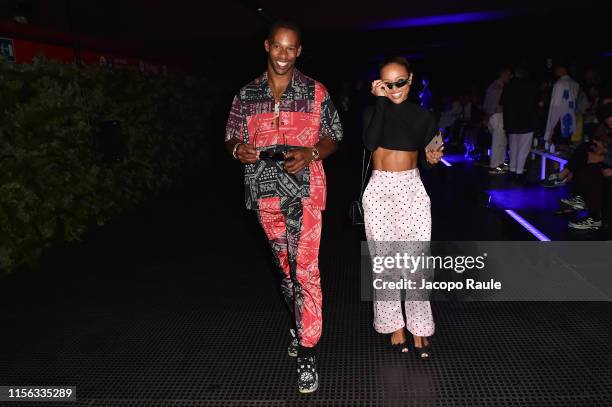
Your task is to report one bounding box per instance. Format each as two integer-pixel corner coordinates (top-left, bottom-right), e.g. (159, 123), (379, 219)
(2, 2), (612, 405)
(2, 0), (611, 91)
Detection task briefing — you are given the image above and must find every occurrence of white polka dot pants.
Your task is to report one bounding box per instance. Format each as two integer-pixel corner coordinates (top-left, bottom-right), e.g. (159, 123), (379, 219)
(363, 169), (435, 337)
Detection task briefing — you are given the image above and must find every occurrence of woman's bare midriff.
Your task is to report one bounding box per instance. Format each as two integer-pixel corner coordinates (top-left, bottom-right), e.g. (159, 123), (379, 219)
(372, 147), (419, 172)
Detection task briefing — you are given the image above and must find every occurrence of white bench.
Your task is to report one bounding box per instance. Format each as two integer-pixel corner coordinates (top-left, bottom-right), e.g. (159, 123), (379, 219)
(530, 149), (568, 180)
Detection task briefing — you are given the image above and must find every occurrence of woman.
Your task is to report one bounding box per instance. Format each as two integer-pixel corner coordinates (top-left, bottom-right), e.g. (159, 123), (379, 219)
(362, 57), (443, 358)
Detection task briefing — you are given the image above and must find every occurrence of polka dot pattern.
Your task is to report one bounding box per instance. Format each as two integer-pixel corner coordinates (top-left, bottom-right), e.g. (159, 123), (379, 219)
(362, 169), (435, 337)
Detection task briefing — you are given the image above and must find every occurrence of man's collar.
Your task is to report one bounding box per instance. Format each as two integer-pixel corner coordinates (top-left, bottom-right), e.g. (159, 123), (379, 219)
(259, 68), (306, 98)
(260, 68), (305, 85)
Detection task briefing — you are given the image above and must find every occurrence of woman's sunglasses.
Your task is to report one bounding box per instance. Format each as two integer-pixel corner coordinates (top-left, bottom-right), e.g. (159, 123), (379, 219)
(384, 78), (410, 90)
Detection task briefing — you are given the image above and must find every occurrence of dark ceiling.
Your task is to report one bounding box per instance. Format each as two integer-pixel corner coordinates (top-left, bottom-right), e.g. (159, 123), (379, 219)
(1, 0), (610, 80)
(1, 1), (607, 46)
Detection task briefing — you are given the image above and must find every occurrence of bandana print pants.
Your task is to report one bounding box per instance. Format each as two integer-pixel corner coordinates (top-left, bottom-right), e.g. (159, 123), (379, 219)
(257, 197), (323, 348)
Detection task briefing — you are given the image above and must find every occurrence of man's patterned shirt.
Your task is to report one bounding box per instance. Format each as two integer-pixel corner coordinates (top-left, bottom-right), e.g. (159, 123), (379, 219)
(225, 69), (343, 210)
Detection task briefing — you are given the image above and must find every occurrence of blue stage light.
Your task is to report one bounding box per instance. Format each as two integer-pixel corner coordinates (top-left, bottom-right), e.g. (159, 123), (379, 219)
(504, 210), (551, 241)
(364, 10), (513, 30)
(440, 158), (452, 167)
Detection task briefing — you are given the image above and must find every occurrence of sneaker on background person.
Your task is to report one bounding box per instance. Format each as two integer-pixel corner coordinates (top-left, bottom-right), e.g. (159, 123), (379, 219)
(488, 165), (508, 175)
(559, 195), (586, 210)
(568, 216), (602, 230)
(542, 173), (567, 188)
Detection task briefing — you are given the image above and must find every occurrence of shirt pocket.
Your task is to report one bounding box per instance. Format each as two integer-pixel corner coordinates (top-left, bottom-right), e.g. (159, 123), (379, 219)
(249, 113), (277, 147)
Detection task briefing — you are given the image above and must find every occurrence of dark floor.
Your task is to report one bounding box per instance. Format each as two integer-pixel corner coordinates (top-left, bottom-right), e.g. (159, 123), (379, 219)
(1, 139), (612, 406)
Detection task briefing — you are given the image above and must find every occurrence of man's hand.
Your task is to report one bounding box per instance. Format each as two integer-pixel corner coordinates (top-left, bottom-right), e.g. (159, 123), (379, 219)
(602, 168), (612, 177)
(591, 140), (607, 155)
(283, 147), (313, 174)
(235, 143), (259, 164)
(425, 146), (444, 165)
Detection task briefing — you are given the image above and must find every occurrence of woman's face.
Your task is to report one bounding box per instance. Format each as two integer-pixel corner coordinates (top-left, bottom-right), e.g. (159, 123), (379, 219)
(380, 63), (410, 104)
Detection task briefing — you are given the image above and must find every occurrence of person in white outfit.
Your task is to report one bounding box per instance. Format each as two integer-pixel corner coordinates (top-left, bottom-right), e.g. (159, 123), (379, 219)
(483, 67), (512, 174)
(543, 64), (580, 147)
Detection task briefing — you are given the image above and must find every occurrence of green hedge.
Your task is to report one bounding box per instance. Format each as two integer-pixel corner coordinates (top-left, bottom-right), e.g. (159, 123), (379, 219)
(0, 57), (212, 273)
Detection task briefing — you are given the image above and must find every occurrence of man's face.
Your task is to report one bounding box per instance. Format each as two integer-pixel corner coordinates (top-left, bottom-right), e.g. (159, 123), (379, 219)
(500, 70), (512, 84)
(264, 28), (301, 76)
(606, 116), (612, 129)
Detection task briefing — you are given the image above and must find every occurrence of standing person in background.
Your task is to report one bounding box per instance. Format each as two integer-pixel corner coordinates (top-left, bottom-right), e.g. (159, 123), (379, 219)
(438, 95), (462, 143)
(484, 67), (513, 175)
(501, 66), (538, 181)
(543, 62), (580, 148)
(225, 20), (343, 394)
(583, 85), (601, 139)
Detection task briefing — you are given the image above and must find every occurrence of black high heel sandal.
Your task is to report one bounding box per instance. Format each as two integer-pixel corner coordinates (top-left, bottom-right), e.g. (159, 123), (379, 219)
(392, 341), (409, 353)
(389, 330), (409, 353)
(414, 337), (431, 359)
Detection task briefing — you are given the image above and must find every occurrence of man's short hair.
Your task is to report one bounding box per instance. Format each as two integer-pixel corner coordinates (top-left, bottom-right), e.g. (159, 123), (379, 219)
(268, 20), (301, 45)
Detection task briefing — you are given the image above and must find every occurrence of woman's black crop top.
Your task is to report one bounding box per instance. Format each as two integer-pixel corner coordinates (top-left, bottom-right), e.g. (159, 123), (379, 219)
(363, 96), (437, 154)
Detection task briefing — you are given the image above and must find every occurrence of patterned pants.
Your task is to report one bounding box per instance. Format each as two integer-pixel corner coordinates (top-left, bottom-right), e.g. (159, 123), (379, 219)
(257, 198), (323, 348)
(363, 169), (435, 337)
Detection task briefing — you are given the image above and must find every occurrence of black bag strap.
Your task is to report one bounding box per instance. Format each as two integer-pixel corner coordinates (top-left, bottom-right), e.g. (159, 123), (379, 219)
(359, 148), (372, 201)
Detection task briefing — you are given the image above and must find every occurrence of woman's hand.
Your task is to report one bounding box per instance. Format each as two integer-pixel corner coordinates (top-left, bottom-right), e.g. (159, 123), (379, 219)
(371, 80), (388, 97)
(425, 146), (444, 165)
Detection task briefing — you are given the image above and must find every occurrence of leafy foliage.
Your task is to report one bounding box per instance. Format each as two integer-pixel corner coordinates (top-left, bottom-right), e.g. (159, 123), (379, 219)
(0, 57), (211, 272)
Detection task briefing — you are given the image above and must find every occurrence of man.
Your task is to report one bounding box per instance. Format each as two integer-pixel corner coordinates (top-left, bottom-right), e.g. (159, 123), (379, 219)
(484, 67), (512, 174)
(543, 63), (580, 147)
(224, 20), (342, 393)
(500, 66), (538, 180)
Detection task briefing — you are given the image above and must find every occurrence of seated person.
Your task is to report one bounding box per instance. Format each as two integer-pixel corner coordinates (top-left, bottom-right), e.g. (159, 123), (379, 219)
(544, 103), (612, 188)
(553, 104), (612, 231)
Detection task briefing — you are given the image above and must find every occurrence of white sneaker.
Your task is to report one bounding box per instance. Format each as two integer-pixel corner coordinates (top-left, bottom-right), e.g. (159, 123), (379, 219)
(542, 173), (567, 188)
(568, 217), (602, 230)
(488, 166), (508, 175)
(560, 196), (586, 210)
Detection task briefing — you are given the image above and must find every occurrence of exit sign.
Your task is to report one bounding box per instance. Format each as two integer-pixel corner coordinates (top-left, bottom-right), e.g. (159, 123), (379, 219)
(1, 38), (15, 62)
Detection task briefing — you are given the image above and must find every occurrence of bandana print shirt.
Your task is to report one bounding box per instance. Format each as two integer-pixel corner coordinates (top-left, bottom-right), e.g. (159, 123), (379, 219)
(225, 69), (343, 210)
